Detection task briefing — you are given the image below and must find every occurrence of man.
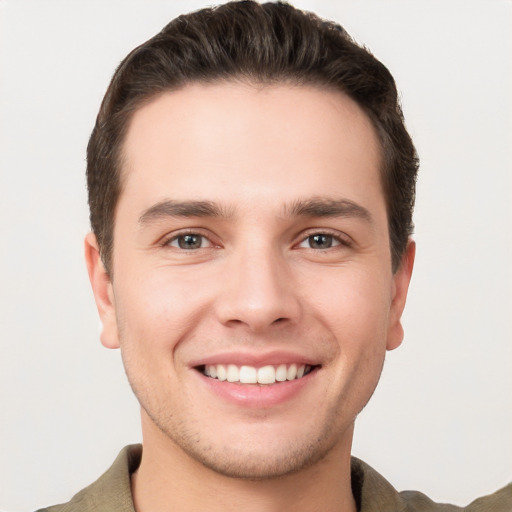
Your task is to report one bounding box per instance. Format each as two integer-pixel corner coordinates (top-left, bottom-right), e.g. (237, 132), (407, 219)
(36, 1), (510, 511)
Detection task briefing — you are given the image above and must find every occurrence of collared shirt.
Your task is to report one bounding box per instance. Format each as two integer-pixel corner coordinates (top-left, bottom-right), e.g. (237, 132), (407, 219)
(37, 444), (512, 512)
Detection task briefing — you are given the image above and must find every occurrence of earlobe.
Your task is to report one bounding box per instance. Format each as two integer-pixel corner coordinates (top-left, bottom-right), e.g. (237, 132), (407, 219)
(386, 239), (416, 351)
(84, 232), (120, 349)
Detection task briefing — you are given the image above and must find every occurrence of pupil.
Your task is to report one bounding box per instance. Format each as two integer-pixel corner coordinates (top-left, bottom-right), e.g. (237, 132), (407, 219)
(179, 234), (201, 249)
(310, 234), (332, 249)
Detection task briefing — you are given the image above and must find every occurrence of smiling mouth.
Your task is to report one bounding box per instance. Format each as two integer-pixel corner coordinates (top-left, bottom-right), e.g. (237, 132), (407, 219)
(196, 363), (318, 385)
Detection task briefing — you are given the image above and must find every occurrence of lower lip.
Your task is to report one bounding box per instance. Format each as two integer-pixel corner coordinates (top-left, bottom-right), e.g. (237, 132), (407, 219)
(195, 369), (317, 408)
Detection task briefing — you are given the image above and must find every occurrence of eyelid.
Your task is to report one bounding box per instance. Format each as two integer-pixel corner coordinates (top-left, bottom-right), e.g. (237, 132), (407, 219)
(157, 227), (352, 250)
(160, 228), (220, 249)
(295, 228), (353, 249)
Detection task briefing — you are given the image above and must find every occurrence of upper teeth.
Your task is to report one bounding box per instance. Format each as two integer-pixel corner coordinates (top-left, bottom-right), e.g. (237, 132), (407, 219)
(203, 364), (310, 385)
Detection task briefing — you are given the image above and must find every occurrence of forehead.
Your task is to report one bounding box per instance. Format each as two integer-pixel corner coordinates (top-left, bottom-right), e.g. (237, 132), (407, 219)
(119, 82), (384, 217)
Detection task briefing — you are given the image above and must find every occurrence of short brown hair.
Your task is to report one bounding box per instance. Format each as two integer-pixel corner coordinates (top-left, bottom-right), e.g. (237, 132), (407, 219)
(87, 0), (418, 274)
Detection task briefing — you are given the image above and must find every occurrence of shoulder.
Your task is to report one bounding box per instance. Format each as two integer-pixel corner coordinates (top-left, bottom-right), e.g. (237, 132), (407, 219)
(400, 485), (512, 512)
(34, 444), (142, 512)
(352, 457), (512, 512)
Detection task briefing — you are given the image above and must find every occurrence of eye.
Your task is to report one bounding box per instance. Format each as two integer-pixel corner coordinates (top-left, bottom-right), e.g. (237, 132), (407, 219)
(298, 233), (342, 250)
(167, 233), (211, 250)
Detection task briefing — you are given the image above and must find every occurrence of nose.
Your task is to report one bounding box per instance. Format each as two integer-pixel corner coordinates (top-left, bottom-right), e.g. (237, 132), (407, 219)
(215, 244), (301, 332)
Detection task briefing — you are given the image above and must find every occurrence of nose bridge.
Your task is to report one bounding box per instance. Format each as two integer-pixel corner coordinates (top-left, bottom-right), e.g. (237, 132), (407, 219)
(216, 236), (300, 331)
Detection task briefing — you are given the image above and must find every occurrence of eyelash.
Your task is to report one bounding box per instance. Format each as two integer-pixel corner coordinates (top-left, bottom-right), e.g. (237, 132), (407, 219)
(296, 230), (352, 250)
(161, 229), (351, 251)
(161, 230), (216, 250)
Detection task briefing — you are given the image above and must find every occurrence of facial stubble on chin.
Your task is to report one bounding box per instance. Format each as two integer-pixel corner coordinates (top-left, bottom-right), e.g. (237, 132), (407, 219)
(135, 390), (357, 481)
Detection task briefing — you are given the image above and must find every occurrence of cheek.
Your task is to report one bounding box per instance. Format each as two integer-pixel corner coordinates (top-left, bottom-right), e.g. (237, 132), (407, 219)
(309, 270), (391, 415)
(113, 271), (211, 410)
(307, 267), (392, 341)
(114, 269), (214, 354)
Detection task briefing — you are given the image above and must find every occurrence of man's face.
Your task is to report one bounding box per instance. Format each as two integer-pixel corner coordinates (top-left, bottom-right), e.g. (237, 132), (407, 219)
(87, 82), (413, 478)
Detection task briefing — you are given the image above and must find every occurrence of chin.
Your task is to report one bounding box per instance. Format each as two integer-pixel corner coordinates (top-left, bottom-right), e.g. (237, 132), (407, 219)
(152, 410), (349, 480)
(179, 436), (335, 480)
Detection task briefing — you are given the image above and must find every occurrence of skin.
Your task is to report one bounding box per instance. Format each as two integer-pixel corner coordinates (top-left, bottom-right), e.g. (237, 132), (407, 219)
(86, 82), (415, 512)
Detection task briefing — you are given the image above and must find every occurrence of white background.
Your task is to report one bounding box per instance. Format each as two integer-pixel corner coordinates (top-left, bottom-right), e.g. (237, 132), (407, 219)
(0, 1), (511, 510)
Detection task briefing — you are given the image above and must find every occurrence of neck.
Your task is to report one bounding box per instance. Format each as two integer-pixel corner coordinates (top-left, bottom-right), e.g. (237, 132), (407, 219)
(132, 415), (357, 512)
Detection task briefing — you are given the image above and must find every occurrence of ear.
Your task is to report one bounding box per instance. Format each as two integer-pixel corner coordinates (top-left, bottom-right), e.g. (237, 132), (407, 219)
(386, 239), (415, 351)
(84, 232), (120, 349)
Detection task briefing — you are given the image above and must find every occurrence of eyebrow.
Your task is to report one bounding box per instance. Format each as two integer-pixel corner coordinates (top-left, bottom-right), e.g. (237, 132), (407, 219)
(284, 197), (373, 223)
(138, 197), (373, 225)
(139, 199), (232, 225)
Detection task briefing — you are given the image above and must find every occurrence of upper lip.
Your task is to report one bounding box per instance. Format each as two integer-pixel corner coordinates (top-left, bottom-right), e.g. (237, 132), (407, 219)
(189, 350), (320, 368)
